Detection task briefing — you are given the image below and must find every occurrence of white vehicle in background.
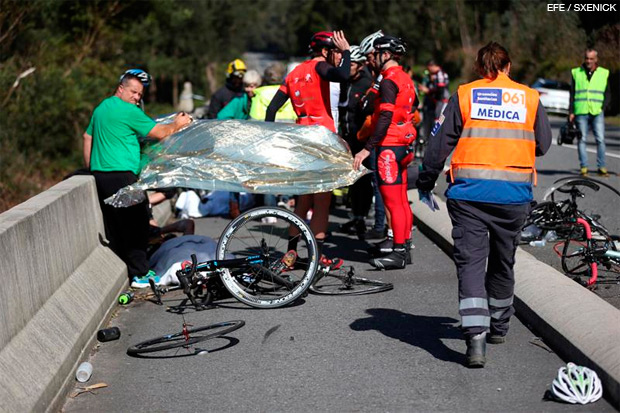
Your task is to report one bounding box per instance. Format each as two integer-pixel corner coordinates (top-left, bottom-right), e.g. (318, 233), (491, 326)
(532, 78), (571, 115)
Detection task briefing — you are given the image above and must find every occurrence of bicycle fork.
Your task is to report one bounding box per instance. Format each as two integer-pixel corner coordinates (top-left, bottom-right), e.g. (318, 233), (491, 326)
(575, 218), (598, 286)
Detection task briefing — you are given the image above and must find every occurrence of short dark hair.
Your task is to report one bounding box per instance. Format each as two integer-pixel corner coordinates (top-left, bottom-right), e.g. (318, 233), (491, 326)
(474, 41), (511, 80)
(119, 73), (141, 87)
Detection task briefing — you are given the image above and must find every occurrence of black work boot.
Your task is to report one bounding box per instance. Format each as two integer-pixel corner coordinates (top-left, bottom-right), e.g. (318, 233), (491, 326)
(355, 219), (367, 240)
(465, 332), (487, 368)
(338, 219), (358, 235)
(369, 247), (407, 270)
(368, 236), (393, 257)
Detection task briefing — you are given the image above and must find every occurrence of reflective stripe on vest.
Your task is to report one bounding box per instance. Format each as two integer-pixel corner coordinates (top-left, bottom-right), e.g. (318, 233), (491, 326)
(452, 73), (538, 184)
(572, 67), (609, 116)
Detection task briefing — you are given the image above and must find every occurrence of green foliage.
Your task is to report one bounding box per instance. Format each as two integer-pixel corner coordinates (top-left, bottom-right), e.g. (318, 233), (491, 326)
(0, 0), (617, 211)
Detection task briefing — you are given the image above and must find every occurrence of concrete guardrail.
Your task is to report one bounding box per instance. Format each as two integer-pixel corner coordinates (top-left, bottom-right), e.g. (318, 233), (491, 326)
(0, 176), (127, 412)
(410, 189), (620, 409)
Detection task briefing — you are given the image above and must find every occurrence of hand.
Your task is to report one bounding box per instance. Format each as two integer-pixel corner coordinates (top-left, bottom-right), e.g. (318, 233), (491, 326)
(418, 189), (440, 212)
(568, 113), (575, 123)
(332, 30), (350, 52)
(353, 149), (370, 171)
(174, 112), (192, 128)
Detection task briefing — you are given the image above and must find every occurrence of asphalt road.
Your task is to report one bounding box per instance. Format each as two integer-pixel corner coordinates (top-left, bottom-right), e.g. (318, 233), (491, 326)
(62, 209), (615, 412)
(427, 115), (620, 309)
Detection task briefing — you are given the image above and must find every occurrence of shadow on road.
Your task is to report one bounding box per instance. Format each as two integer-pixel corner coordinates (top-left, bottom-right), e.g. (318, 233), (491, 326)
(350, 308), (464, 365)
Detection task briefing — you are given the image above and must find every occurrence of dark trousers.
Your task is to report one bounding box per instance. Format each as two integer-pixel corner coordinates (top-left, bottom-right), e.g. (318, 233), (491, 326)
(93, 171), (150, 277)
(447, 199), (530, 337)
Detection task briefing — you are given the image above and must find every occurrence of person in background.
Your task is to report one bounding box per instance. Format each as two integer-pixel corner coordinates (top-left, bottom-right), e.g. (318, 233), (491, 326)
(569, 48), (610, 177)
(83, 71), (191, 288)
(420, 59), (450, 144)
(416, 42), (551, 368)
(217, 70), (262, 120)
(217, 69), (262, 217)
(249, 62), (297, 122)
(337, 45), (374, 240)
(206, 58), (247, 119)
(266, 30), (351, 270)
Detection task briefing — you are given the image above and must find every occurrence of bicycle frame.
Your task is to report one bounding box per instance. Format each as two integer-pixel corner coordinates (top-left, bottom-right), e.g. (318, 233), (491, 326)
(573, 217), (599, 286)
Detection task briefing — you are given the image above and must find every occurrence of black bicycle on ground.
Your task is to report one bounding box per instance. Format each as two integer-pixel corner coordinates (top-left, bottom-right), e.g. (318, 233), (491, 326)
(150, 206), (319, 310)
(521, 176), (620, 287)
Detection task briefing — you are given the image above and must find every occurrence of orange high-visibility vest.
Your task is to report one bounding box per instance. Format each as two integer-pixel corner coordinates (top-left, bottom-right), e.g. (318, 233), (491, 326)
(452, 73), (539, 185)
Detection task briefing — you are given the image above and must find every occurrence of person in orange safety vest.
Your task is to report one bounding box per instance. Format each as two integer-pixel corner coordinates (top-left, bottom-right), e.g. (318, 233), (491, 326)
(415, 41), (552, 368)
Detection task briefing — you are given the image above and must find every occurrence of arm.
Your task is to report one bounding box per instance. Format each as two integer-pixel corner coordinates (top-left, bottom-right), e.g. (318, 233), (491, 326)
(568, 76), (576, 121)
(364, 78), (398, 150)
(265, 90), (289, 122)
(416, 93), (463, 191)
(82, 132), (92, 169)
(534, 102), (552, 156)
(206, 92), (223, 119)
(315, 51), (351, 83)
(147, 112), (192, 140)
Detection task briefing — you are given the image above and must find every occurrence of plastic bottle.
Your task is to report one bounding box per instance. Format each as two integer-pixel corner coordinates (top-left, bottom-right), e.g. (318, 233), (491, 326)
(118, 292), (134, 305)
(529, 239), (546, 247)
(97, 327), (121, 342)
(76, 362), (93, 383)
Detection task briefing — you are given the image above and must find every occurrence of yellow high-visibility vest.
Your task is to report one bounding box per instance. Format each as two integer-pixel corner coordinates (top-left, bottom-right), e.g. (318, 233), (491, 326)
(572, 66), (609, 116)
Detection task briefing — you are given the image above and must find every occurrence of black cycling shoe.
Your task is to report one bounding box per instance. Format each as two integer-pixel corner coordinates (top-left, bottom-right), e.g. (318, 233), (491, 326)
(465, 333), (487, 368)
(364, 228), (386, 240)
(368, 237), (394, 257)
(405, 239), (413, 265)
(369, 248), (407, 270)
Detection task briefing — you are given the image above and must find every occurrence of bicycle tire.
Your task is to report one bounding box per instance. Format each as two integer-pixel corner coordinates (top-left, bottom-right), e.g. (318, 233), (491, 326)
(217, 207), (319, 308)
(309, 272), (393, 295)
(127, 320), (245, 355)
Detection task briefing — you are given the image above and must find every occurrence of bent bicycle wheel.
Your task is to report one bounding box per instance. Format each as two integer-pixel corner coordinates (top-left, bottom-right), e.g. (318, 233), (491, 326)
(127, 320), (245, 355)
(309, 271), (393, 295)
(217, 207), (319, 308)
(561, 232), (591, 276)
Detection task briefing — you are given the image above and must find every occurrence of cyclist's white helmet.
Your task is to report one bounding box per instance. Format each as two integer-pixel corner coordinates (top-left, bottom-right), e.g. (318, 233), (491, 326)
(359, 30), (384, 56)
(349, 45), (367, 63)
(551, 363), (603, 404)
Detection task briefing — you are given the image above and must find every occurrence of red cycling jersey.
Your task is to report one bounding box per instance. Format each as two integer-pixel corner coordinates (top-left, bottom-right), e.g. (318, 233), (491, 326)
(279, 60), (336, 132)
(371, 65), (417, 146)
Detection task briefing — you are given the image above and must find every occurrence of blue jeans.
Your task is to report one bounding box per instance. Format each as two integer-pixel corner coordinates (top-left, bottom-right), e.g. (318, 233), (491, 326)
(369, 148), (386, 231)
(576, 113), (606, 169)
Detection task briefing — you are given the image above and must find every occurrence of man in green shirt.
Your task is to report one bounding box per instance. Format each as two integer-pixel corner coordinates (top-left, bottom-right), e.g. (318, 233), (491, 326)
(83, 72), (191, 287)
(569, 48), (610, 177)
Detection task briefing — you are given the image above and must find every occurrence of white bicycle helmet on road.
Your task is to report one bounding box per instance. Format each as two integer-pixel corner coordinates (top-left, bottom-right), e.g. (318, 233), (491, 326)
(551, 362), (603, 404)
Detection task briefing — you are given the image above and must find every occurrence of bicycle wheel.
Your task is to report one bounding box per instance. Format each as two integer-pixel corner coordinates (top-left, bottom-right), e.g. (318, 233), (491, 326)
(127, 320), (245, 355)
(309, 270), (393, 295)
(217, 207), (319, 308)
(561, 231), (591, 276)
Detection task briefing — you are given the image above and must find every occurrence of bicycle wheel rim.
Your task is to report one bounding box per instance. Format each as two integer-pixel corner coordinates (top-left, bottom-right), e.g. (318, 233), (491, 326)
(309, 272), (393, 295)
(217, 207), (318, 308)
(127, 320), (245, 355)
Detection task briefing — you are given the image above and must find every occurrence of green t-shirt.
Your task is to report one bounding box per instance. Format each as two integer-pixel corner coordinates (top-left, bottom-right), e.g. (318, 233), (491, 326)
(86, 96), (156, 174)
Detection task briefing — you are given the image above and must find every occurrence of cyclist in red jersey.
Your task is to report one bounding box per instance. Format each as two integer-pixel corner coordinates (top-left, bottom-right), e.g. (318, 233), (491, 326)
(266, 30), (351, 268)
(353, 35), (416, 270)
